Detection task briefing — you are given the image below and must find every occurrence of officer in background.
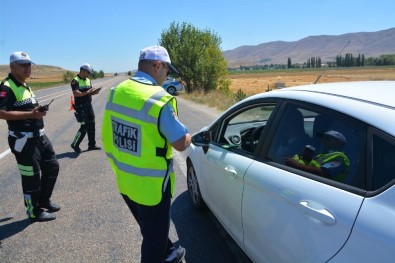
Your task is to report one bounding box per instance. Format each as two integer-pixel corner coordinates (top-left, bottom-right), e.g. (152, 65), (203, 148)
(286, 130), (350, 181)
(70, 63), (101, 153)
(291, 144), (316, 165)
(0, 51), (60, 222)
(102, 45), (191, 263)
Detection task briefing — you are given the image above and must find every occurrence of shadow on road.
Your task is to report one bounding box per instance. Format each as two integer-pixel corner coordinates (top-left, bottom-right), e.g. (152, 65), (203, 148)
(0, 218), (30, 241)
(56, 151), (79, 159)
(171, 191), (251, 263)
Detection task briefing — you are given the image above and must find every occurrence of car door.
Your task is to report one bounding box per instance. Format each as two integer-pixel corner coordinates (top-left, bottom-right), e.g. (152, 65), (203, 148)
(200, 144), (253, 247)
(331, 129), (395, 262)
(242, 103), (365, 263)
(200, 103), (277, 248)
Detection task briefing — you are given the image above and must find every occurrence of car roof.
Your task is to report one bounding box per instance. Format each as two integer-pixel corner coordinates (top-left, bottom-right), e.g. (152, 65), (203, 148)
(280, 81), (395, 108)
(244, 81), (395, 136)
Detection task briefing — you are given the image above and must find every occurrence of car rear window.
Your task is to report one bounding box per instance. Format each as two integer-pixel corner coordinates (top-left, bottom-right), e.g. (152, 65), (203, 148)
(371, 133), (395, 190)
(266, 103), (366, 189)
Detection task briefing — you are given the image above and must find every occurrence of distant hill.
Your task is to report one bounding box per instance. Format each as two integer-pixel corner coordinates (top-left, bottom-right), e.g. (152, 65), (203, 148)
(223, 27), (395, 67)
(0, 65), (73, 82)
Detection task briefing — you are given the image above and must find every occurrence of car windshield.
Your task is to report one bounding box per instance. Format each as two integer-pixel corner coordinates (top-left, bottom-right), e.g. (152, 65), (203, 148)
(229, 106), (273, 125)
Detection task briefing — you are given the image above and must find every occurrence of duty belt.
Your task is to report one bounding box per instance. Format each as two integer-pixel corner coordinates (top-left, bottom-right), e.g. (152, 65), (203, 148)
(8, 129), (45, 138)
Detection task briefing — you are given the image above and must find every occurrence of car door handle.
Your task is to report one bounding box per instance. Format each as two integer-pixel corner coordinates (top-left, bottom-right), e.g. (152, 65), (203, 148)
(300, 200), (336, 225)
(224, 165), (238, 178)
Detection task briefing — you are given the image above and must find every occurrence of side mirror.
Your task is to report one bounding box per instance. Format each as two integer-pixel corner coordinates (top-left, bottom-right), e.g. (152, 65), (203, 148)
(191, 130), (210, 147)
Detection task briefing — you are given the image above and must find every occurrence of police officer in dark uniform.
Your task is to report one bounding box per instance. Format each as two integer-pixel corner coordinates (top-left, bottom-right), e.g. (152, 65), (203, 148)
(70, 63), (101, 153)
(0, 51), (60, 222)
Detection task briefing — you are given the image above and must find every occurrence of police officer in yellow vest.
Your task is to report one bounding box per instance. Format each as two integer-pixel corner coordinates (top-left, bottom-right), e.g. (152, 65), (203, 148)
(70, 63), (101, 153)
(292, 144), (316, 165)
(102, 45), (191, 263)
(0, 51), (60, 222)
(286, 130), (350, 182)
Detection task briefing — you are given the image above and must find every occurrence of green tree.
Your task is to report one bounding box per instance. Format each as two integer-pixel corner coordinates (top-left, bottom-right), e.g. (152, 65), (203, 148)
(91, 70), (104, 79)
(311, 57), (316, 68)
(336, 55), (342, 67)
(160, 22), (230, 93)
(62, 71), (75, 83)
(287, 57), (292, 68)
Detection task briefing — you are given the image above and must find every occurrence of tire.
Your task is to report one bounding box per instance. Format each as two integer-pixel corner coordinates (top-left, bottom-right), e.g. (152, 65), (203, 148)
(167, 86), (177, 95)
(187, 161), (206, 210)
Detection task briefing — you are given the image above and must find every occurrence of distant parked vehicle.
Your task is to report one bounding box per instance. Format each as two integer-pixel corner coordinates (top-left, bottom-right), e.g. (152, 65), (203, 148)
(162, 77), (184, 95)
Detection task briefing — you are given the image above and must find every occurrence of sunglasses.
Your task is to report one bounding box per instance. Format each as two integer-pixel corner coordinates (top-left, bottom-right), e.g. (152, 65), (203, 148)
(18, 63), (32, 67)
(153, 62), (171, 76)
(162, 62), (171, 76)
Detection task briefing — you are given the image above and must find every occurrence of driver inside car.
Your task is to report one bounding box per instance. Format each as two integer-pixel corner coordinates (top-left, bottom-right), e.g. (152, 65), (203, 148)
(273, 107), (311, 164)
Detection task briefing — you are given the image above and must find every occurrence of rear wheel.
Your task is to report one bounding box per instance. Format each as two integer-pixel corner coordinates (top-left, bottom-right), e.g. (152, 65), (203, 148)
(187, 161), (206, 210)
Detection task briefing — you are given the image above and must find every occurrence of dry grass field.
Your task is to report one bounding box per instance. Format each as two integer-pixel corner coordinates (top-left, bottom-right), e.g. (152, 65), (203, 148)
(0, 65), (113, 86)
(1, 64), (393, 111)
(0, 65), (73, 86)
(1, 64), (394, 104)
(180, 66), (395, 111)
(1, 65), (393, 90)
(228, 67), (395, 95)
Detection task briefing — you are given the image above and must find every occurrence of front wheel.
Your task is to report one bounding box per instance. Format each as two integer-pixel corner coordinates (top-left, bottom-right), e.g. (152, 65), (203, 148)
(167, 86), (177, 95)
(187, 161), (206, 210)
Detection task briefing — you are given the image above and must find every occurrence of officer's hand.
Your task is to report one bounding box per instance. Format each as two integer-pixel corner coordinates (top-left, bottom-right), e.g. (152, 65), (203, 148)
(31, 106), (47, 119)
(91, 86), (102, 95)
(285, 156), (297, 167)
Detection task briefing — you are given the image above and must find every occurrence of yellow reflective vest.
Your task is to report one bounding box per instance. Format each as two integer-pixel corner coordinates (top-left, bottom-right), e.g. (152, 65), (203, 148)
(3, 78), (35, 103)
(73, 76), (91, 91)
(313, 151), (350, 181)
(102, 79), (177, 206)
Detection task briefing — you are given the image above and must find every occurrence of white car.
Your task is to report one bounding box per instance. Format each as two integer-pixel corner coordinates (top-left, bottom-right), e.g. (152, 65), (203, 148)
(186, 81), (395, 263)
(162, 77), (184, 95)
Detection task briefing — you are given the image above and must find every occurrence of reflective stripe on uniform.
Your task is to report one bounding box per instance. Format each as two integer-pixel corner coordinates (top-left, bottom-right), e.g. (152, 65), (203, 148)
(18, 164), (34, 176)
(24, 194), (35, 218)
(106, 152), (174, 177)
(105, 88), (168, 125)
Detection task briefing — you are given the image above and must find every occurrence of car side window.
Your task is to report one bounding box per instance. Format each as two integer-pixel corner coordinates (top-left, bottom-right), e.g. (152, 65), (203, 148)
(267, 105), (314, 165)
(371, 132), (395, 190)
(217, 104), (276, 154)
(267, 104), (365, 188)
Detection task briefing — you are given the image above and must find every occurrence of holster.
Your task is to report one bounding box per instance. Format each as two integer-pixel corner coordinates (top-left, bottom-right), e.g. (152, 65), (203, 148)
(74, 111), (84, 123)
(74, 102), (89, 123)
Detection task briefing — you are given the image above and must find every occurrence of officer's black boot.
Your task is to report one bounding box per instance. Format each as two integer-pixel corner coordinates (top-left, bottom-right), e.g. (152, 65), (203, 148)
(71, 130), (85, 153)
(39, 200), (61, 212)
(87, 122), (100, 150)
(39, 174), (60, 212)
(87, 130), (96, 149)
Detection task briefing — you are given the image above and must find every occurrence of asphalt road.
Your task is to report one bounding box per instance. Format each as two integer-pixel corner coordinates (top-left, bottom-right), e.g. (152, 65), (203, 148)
(0, 76), (252, 263)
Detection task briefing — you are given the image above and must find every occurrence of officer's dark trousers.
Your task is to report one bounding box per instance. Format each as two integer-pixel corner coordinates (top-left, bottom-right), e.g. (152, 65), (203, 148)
(72, 102), (96, 148)
(122, 184), (174, 263)
(9, 134), (59, 218)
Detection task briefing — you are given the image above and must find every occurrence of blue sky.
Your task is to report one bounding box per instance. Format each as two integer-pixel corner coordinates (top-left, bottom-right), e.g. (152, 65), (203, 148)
(0, 0), (394, 73)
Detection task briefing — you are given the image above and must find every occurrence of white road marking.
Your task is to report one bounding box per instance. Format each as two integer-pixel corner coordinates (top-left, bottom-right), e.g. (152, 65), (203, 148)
(0, 148), (11, 159)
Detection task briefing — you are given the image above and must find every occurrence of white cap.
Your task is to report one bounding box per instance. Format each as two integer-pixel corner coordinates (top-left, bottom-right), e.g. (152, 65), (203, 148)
(80, 63), (93, 73)
(10, 51), (35, 64)
(139, 45), (178, 74)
